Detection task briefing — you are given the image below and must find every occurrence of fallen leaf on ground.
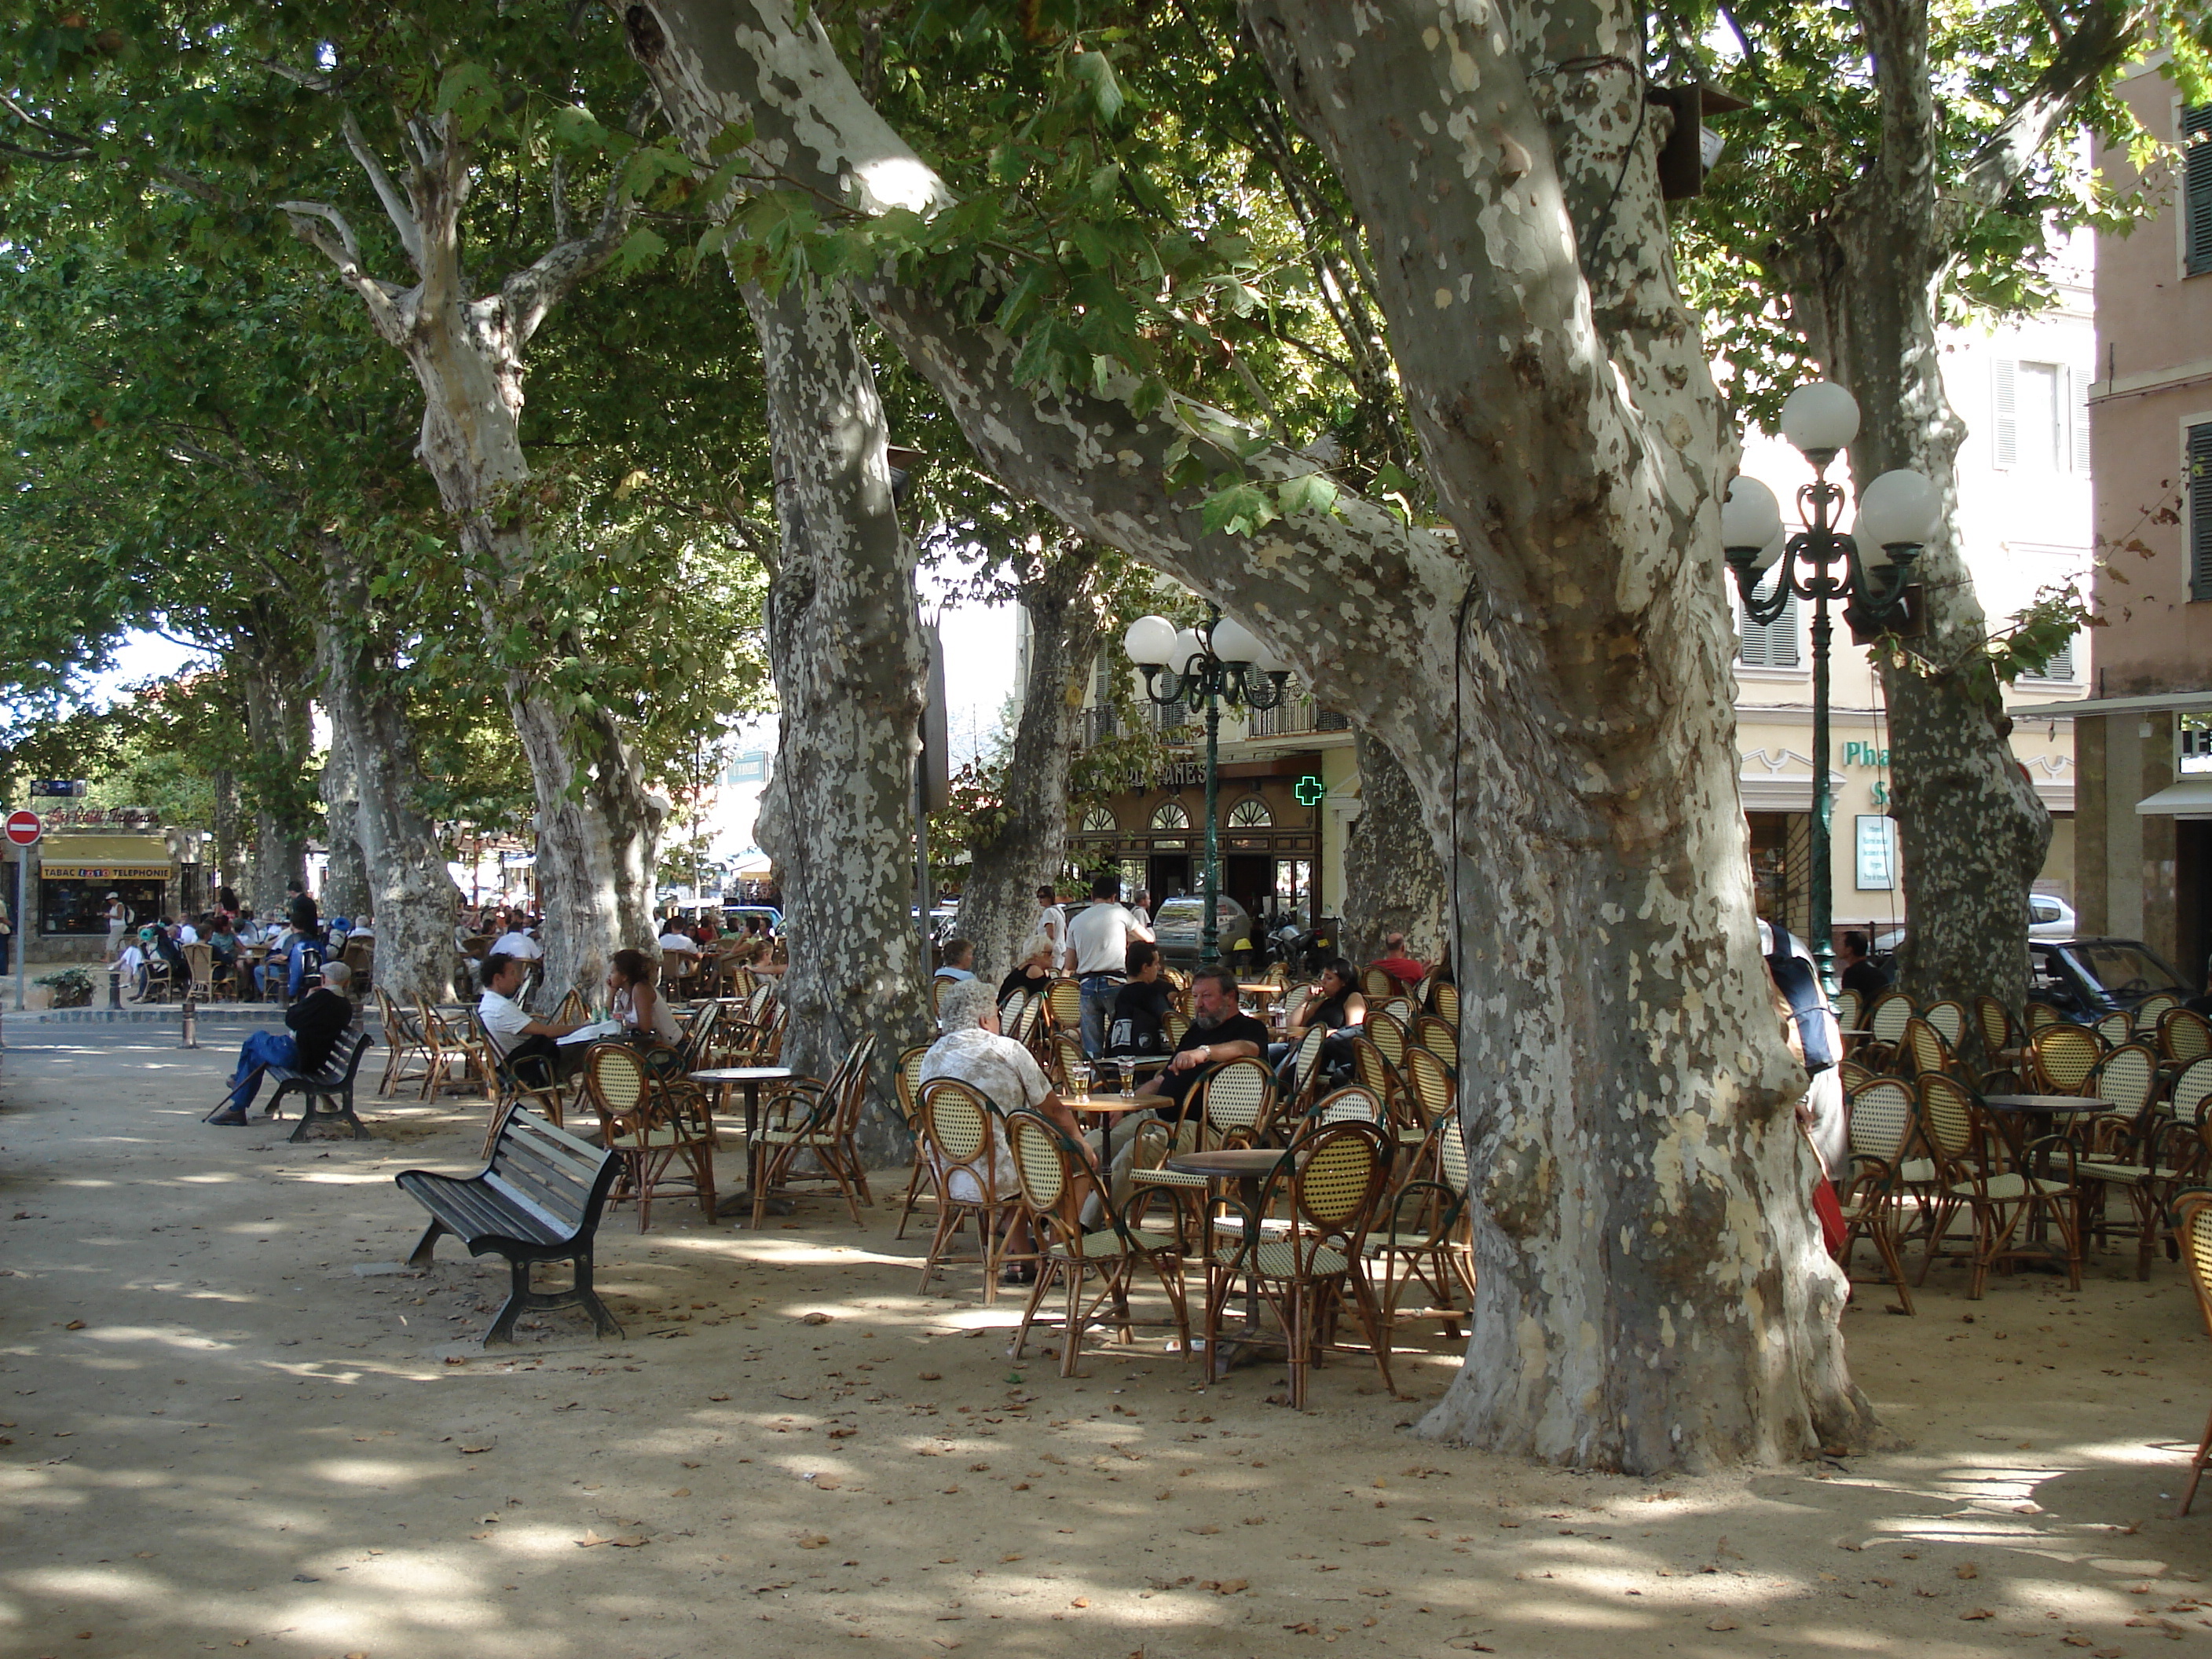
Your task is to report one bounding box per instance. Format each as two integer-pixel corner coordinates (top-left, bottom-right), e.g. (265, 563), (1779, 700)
(1960, 1607), (1995, 1621)
(797, 1534), (830, 1549)
(1706, 1617), (1739, 1632)
(800, 1312), (832, 1325)
(1955, 1563), (1979, 1580)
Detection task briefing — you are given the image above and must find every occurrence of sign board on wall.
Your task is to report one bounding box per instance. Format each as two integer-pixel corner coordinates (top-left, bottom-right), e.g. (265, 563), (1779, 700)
(1855, 815), (1898, 891)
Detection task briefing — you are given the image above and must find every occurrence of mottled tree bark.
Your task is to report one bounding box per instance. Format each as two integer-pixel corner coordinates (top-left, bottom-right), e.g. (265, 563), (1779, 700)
(211, 767), (242, 905)
(1340, 731), (1448, 969)
(738, 274), (933, 1150)
(638, 0), (1865, 1470)
(281, 110), (663, 1003)
(318, 732), (372, 922)
(313, 537), (464, 1006)
(958, 548), (1103, 983)
(238, 612), (315, 915)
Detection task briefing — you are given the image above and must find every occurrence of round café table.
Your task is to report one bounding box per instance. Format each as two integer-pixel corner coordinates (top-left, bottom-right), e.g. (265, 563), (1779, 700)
(1071, 1093), (1153, 1170)
(1978, 1093), (2107, 1163)
(691, 1065), (795, 1222)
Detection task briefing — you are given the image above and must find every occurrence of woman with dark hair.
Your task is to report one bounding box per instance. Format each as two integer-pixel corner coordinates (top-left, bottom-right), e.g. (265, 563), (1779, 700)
(608, 947), (679, 1046)
(1273, 958), (1367, 1086)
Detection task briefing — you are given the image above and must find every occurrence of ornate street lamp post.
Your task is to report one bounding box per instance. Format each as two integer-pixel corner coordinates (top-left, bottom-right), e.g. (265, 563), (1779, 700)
(1721, 381), (1942, 994)
(1122, 606), (1292, 966)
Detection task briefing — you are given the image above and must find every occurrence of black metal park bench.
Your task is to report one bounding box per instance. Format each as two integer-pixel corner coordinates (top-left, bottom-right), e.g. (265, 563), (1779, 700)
(264, 1031), (377, 1143)
(394, 1107), (625, 1346)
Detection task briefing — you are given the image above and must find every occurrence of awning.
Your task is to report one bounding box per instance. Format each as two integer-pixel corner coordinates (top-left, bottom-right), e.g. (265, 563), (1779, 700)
(38, 835), (170, 881)
(2135, 778), (2212, 819)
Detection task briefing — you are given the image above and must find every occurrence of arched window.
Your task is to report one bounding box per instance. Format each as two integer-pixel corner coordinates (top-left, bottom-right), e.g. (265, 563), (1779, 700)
(1228, 797), (1273, 828)
(1150, 800), (1191, 830)
(1081, 806), (1116, 834)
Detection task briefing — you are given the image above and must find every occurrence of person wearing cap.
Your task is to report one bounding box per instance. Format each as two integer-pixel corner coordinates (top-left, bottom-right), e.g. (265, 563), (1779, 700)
(104, 892), (130, 954)
(208, 960), (356, 1125)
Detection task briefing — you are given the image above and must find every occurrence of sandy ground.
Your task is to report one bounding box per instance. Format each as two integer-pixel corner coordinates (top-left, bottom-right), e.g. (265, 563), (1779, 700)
(2, 1024), (2209, 1659)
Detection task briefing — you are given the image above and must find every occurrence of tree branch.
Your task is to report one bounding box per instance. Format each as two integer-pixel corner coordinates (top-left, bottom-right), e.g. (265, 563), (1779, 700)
(1950, 0), (2152, 221)
(339, 108), (427, 273)
(276, 200), (409, 342)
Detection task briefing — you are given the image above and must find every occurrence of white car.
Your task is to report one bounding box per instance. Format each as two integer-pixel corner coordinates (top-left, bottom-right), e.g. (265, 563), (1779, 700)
(1872, 894), (2077, 958)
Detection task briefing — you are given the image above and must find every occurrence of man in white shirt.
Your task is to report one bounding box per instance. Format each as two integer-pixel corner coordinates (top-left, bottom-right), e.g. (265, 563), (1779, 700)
(1034, 885), (1068, 970)
(176, 919), (200, 946)
(346, 914), (375, 941)
(478, 952), (586, 1085)
(491, 922), (543, 960)
(1065, 873), (1155, 1057)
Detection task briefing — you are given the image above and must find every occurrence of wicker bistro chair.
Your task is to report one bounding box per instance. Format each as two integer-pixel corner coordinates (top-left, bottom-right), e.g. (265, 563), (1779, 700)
(2175, 1191), (2212, 1514)
(2031, 1022), (2107, 1095)
(421, 1002), (488, 1102)
(375, 989), (433, 1097)
(2161, 1009), (2212, 1070)
(1915, 1071), (2082, 1298)
(1045, 979), (1083, 1038)
(893, 1042), (936, 1240)
(1360, 966), (1396, 1002)
(1975, 994), (2024, 1059)
(1426, 979), (1460, 1026)
(1308, 1083), (1388, 1126)
(1404, 1045), (1456, 1130)
(2135, 992), (2182, 1035)
(1362, 1111), (1476, 1344)
(1003, 1110), (1190, 1377)
(1280, 1025), (1331, 1117)
(1366, 1011), (1412, 1076)
(1130, 1059), (1278, 1240)
(2095, 1009), (2136, 1047)
(1862, 991), (1916, 1070)
(2172, 1057), (2212, 1130)
(1410, 1014), (1458, 1071)
(1203, 1121), (1397, 1409)
(1899, 1016), (1956, 1082)
(1923, 999), (1969, 1053)
(2072, 1042), (2185, 1278)
(914, 1078), (1024, 1303)
(1834, 1076), (1921, 1313)
(1835, 987), (1864, 1032)
(580, 1042), (716, 1232)
(750, 1035), (878, 1229)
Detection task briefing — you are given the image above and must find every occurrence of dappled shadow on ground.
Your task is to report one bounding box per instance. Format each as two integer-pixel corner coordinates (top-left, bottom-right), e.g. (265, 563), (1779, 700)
(2, 1029), (2207, 1657)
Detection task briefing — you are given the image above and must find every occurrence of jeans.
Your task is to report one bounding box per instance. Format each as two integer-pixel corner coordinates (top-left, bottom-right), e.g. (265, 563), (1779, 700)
(1078, 976), (1122, 1060)
(224, 1031), (298, 1113)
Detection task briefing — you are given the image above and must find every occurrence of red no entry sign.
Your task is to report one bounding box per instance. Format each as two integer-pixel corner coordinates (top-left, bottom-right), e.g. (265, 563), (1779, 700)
(5, 809), (42, 846)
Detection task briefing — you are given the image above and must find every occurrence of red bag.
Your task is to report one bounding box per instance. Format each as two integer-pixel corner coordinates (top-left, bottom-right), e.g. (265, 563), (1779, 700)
(1811, 1177), (1848, 1256)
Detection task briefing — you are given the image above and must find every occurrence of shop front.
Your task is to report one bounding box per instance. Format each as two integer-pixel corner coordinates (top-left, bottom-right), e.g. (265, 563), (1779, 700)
(35, 833), (174, 962)
(1069, 753), (1328, 928)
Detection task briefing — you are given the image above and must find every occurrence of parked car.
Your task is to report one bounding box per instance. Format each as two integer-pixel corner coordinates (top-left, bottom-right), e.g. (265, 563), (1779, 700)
(2028, 936), (2192, 1024)
(1149, 893), (1258, 969)
(1871, 893), (2082, 961)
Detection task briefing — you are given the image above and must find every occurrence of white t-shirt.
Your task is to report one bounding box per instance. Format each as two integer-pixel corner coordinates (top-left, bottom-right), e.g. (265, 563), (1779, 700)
(176, 923), (200, 946)
(478, 988), (536, 1055)
(1036, 904), (1068, 962)
(657, 932), (701, 956)
(1068, 903), (1155, 977)
(491, 930), (543, 960)
(347, 922), (375, 940)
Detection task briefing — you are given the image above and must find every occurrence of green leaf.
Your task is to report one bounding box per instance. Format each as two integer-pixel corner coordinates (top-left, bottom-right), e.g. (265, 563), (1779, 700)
(1276, 473), (1340, 518)
(1068, 50), (1123, 124)
(608, 227), (668, 278)
(433, 63), (497, 138)
(1200, 482), (1276, 538)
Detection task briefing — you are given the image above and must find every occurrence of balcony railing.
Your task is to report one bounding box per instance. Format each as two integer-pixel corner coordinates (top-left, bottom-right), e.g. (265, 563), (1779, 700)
(1247, 685), (1350, 738)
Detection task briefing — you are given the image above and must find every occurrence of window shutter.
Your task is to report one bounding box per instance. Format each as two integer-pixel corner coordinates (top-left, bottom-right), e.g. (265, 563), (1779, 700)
(2023, 637), (2077, 682)
(2190, 421), (2212, 602)
(2186, 105), (2212, 277)
(1736, 575), (1800, 668)
(2071, 365), (2093, 472)
(1992, 358), (2018, 469)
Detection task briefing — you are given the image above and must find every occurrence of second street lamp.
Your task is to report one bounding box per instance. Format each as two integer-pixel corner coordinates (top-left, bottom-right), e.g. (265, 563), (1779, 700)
(1721, 381), (1941, 994)
(1124, 605), (1291, 966)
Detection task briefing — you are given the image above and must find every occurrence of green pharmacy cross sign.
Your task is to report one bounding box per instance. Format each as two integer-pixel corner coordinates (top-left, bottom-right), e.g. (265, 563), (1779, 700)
(1295, 774), (1325, 806)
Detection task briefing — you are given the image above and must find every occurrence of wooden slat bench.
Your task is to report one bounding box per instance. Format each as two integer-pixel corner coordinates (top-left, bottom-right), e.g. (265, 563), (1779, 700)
(265, 1031), (378, 1143)
(394, 1108), (625, 1346)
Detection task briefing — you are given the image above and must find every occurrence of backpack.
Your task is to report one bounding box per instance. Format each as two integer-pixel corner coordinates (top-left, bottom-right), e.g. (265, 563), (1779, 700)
(1765, 925), (1838, 1074)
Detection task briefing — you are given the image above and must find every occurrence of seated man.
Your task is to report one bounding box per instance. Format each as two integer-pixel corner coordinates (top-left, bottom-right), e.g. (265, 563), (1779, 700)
(933, 938), (976, 983)
(1105, 941), (1174, 1060)
(920, 977), (1093, 1283)
(1369, 932), (1427, 988)
(477, 950), (588, 1087)
(112, 932), (151, 1000)
(209, 961), (356, 1125)
(1134, 967), (1269, 1118)
(346, 913), (375, 942)
(491, 914), (544, 961)
(1837, 930), (1889, 999)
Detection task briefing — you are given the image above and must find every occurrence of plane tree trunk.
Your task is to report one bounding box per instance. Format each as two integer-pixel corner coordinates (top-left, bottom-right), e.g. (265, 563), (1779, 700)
(957, 544), (1103, 984)
(741, 273), (932, 1150)
(280, 110), (663, 1005)
(238, 606), (316, 916)
(635, 0), (1867, 1469)
(1340, 731), (1448, 970)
